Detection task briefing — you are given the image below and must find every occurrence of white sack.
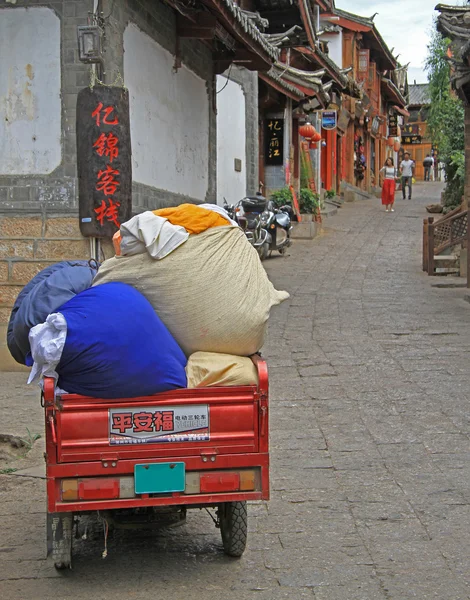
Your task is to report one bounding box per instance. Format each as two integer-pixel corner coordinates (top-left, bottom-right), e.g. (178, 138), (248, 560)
(120, 211), (189, 259)
(28, 313), (67, 384)
(93, 226), (289, 356)
(198, 203), (238, 227)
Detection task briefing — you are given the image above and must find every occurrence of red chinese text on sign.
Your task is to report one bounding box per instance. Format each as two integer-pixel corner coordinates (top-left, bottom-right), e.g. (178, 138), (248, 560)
(95, 198), (121, 228)
(93, 132), (119, 162)
(96, 164), (120, 196)
(91, 102), (119, 127)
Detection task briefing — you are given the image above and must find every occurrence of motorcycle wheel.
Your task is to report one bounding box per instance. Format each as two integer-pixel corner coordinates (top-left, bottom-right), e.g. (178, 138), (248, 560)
(259, 243), (270, 261)
(279, 247), (287, 255)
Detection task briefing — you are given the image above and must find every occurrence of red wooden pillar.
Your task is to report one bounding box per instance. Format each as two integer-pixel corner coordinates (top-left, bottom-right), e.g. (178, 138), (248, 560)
(323, 129), (335, 191)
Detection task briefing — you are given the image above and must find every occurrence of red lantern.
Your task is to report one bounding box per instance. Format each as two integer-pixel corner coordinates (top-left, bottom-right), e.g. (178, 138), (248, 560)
(312, 131), (322, 143)
(309, 141), (318, 149)
(393, 139), (401, 153)
(299, 123), (317, 139)
(387, 137), (394, 147)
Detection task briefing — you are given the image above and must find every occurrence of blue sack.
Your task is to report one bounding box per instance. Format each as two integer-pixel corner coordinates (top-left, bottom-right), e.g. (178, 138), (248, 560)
(7, 260), (98, 365)
(56, 282), (187, 398)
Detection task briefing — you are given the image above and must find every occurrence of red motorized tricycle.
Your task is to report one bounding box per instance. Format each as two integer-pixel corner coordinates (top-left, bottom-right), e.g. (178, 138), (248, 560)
(43, 355), (269, 569)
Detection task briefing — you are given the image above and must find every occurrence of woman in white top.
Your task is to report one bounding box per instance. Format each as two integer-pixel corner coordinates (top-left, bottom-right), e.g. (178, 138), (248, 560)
(379, 157), (396, 212)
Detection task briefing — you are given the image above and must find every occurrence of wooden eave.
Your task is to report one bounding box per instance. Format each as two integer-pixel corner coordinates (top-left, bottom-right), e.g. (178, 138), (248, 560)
(298, 0), (316, 49)
(166, 0), (279, 72)
(381, 78), (407, 108)
(259, 72), (305, 101)
(294, 47), (345, 87)
(323, 11), (396, 71)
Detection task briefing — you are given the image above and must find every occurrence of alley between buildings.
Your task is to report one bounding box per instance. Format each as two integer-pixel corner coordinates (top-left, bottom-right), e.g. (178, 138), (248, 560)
(2, 181), (470, 599)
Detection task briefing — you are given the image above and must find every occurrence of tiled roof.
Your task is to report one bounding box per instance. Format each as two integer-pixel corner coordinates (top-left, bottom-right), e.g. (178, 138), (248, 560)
(220, 0), (279, 60)
(263, 67), (305, 98)
(334, 7), (374, 27)
(408, 83), (431, 106)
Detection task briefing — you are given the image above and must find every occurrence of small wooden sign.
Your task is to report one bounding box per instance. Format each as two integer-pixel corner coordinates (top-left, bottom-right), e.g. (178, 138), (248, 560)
(265, 118), (284, 166)
(403, 124), (419, 135)
(402, 135), (422, 145)
(388, 113), (398, 137)
(77, 85), (132, 238)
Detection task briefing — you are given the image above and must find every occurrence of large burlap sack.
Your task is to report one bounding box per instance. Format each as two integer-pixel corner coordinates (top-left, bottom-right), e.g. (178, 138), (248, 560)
(93, 226), (289, 356)
(186, 352), (259, 388)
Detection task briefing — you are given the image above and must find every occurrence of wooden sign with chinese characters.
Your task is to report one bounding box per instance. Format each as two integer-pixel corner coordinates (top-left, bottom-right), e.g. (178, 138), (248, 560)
(265, 118), (284, 166)
(403, 124), (420, 135)
(77, 86), (132, 238)
(388, 114), (398, 137)
(402, 135), (422, 145)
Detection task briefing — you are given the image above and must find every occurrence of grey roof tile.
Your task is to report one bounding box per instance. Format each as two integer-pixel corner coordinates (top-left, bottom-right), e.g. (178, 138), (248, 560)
(408, 83), (431, 106)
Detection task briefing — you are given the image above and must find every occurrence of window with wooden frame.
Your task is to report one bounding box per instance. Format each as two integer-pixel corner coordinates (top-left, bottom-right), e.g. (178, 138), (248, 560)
(357, 49), (370, 82)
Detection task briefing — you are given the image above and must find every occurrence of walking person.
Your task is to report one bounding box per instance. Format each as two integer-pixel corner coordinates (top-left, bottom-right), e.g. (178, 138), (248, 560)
(423, 154), (433, 181)
(379, 157), (396, 212)
(399, 152), (415, 200)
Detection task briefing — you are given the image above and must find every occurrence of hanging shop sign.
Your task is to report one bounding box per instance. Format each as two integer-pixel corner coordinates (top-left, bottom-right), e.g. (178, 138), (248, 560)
(265, 118), (284, 166)
(77, 85), (132, 238)
(388, 113), (398, 137)
(337, 108), (351, 134)
(370, 116), (381, 136)
(322, 110), (337, 130)
(402, 134), (422, 145)
(403, 124), (420, 135)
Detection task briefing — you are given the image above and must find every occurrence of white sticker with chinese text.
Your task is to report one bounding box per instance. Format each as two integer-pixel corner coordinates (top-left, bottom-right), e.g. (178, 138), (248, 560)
(108, 405), (209, 445)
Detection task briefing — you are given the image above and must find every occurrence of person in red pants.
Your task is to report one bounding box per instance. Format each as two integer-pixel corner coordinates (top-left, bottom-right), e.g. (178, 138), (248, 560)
(379, 157), (396, 212)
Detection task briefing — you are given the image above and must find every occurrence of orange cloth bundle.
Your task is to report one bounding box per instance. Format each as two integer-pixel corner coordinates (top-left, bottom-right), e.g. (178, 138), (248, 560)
(112, 231), (122, 256)
(153, 204), (229, 234)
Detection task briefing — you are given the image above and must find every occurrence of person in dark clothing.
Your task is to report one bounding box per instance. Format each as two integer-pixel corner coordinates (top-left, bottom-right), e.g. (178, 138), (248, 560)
(423, 154), (433, 181)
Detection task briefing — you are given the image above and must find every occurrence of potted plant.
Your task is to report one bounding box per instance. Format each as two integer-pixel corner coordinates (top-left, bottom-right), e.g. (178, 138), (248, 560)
(270, 187), (320, 240)
(299, 188), (320, 222)
(270, 187), (293, 209)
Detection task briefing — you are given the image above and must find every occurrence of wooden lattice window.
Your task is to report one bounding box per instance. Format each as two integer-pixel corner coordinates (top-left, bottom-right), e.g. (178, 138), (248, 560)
(358, 49), (369, 81)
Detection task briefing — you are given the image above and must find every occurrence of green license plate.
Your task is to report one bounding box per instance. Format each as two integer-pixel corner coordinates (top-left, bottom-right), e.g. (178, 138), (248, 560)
(134, 462), (185, 494)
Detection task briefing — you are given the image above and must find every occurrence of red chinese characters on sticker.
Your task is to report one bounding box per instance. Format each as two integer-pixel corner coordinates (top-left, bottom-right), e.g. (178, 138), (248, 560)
(112, 412), (133, 434)
(132, 411), (154, 433)
(111, 410), (176, 435)
(92, 102), (121, 229)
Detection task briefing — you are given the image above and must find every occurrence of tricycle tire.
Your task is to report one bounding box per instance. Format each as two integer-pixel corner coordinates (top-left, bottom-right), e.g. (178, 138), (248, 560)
(47, 512), (73, 570)
(218, 501), (247, 557)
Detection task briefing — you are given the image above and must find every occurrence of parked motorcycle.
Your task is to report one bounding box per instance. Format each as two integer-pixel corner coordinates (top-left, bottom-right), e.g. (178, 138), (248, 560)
(261, 200), (293, 256)
(224, 195), (270, 260)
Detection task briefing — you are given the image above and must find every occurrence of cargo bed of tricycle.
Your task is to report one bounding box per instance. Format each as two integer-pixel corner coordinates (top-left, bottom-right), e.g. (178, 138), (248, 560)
(44, 355), (269, 567)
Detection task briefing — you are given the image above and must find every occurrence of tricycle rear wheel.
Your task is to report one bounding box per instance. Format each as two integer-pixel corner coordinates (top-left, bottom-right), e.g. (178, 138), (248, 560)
(218, 501), (247, 557)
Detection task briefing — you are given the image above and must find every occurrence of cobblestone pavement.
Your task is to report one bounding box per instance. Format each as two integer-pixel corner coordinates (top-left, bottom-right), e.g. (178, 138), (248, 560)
(2, 182), (470, 599)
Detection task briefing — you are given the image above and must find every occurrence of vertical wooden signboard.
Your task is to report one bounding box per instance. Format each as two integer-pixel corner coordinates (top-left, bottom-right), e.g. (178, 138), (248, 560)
(77, 86), (132, 238)
(265, 118), (284, 166)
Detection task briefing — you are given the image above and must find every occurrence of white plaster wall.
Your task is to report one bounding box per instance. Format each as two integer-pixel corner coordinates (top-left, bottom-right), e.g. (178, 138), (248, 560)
(124, 23), (209, 200)
(0, 7), (61, 175)
(216, 76), (246, 206)
(320, 32), (343, 69)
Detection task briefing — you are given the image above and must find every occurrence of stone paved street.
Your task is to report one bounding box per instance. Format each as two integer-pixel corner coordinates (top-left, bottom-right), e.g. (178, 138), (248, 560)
(2, 182), (470, 599)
